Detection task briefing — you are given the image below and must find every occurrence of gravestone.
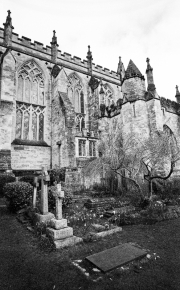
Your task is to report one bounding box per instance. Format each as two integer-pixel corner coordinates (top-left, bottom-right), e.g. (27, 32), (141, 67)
(86, 243), (147, 273)
(46, 182), (82, 249)
(84, 197), (116, 210)
(34, 167), (54, 222)
(104, 205), (135, 218)
(32, 176), (39, 209)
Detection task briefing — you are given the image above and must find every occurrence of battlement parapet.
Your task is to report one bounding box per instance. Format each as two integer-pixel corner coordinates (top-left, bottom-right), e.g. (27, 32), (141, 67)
(160, 97), (180, 115)
(0, 27), (120, 81)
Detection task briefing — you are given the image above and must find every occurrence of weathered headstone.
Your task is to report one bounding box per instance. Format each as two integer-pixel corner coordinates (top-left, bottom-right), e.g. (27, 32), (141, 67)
(55, 183), (64, 219)
(40, 167), (50, 215)
(84, 197), (116, 210)
(32, 176), (39, 209)
(46, 182), (82, 249)
(34, 167), (54, 223)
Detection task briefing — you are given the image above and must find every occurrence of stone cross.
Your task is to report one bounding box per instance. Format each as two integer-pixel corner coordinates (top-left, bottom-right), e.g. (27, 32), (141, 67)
(32, 176), (39, 209)
(54, 183), (64, 220)
(40, 167), (50, 215)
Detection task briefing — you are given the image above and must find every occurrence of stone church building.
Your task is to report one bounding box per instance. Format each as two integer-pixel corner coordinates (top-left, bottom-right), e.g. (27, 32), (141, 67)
(1, 11), (180, 186)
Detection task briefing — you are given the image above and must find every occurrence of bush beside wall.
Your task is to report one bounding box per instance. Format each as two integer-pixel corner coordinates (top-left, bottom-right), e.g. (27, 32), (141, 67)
(4, 181), (33, 212)
(0, 173), (16, 197)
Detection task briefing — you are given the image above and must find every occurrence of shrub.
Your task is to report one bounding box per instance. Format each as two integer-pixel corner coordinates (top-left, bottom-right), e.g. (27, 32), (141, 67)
(19, 175), (35, 186)
(4, 181), (33, 212)
(50, 167), (66, 185)
(0, 172), (16, 197)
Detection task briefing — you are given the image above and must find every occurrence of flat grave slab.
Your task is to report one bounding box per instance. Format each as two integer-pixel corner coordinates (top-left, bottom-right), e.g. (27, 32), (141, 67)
(86, 243), (147, 273)
(104, 206), (135, 217)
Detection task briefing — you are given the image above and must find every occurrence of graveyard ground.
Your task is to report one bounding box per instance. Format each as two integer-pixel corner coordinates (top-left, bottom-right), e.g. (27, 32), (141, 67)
(0, 204), (180, 290)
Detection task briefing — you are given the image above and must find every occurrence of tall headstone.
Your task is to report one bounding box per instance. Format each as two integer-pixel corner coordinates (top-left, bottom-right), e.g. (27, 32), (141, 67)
(33, 177), (39, 209)
(40, 167), (49, 214)
(34, 167), (54, 223)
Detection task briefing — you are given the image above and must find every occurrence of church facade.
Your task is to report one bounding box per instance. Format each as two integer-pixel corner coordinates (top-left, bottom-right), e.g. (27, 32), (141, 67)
(1, 11), (180, 186)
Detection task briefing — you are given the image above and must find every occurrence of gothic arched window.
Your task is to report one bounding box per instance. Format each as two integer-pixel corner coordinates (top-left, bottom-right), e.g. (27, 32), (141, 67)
(75, 115), (85, 132)
(99, 83), (114, 106)
(15, 60), (45, 141)
(67, 73), (84, 114)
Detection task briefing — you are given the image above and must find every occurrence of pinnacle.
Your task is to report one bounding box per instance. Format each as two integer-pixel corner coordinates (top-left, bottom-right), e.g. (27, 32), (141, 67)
(125, 59), (143, 78)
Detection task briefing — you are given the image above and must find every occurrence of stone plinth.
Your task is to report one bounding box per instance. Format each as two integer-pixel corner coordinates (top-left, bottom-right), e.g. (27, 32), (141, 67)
(35, 212), (54, 223)
(54, 236), (83, 249)
(50, 218), (67, 230)
(46, 226), (73, 240)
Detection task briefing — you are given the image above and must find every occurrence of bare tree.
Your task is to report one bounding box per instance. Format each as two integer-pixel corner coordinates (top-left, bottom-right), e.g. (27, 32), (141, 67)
(141, 129), (180, 197)
(83, 124), (145, 195)
(83, 123), (180, 197)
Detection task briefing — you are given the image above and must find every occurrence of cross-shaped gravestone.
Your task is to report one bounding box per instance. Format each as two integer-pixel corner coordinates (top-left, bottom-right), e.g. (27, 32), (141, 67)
(33, 176), (39, 209)
(53, 183), (64, 220)
(40, 167), (50, 215)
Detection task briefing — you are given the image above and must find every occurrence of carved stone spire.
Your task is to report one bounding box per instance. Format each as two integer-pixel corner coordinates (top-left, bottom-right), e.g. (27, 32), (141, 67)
(51, 30), (59, 62)
(146, 58), (156, 91)
(86, 45), (93, 75)
(3, 10), (14, 46)
(175, 85), (180, 103)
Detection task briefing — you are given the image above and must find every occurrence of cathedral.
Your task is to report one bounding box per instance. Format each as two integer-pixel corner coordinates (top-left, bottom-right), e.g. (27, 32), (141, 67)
(1, 11), (180, 187)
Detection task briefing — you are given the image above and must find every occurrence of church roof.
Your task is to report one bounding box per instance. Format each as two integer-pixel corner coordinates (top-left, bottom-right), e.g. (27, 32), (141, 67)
(125, 60), (143, 79)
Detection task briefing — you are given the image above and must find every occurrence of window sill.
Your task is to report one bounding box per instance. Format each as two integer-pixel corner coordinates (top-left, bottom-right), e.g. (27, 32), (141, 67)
(11, 139), (50, 147)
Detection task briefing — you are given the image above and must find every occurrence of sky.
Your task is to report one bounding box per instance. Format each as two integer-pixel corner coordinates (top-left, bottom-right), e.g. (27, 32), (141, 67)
(1, 0), (180, 100)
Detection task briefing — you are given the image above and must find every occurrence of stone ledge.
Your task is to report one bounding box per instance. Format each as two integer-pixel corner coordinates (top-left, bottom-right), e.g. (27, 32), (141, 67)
(11, 139), (50, 147)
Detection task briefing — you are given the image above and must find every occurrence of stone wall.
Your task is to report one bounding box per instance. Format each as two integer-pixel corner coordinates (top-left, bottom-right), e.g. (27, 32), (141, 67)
(11, 145), (50, 170)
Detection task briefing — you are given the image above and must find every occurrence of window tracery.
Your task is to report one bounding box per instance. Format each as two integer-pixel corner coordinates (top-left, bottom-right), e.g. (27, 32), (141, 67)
(15, 60), (45, 141)
(99, 83), (113, 106)
(67, 73), (84, 114)
(75, 114), (85, 132)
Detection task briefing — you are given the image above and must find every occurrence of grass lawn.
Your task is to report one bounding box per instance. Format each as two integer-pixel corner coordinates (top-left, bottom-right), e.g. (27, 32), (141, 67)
(1, 201), (180, 290)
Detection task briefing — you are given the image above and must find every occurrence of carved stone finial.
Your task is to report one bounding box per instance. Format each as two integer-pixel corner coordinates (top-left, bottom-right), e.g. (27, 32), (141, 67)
(146, 57), (153, 72)
(117, 56), (122, 75)
(87, 45), (93, 60)
(175, 85), (180, 103)
(51, 30), (58, 45)
(87, 45), (93, 75)
(3, 10), (14, 46)
(146, 57), (155, 91)
(51, 30), (59, 62)
(176, 85), (180, 95)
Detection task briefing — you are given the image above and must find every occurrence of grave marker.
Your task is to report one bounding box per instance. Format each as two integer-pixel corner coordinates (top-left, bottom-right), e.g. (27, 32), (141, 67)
(32, 176), (39, 209)
(40, 167), (50, 215)
(46, 182), (83, 249)
(34, 167), (54, 223)
(86, 243), (147, 273)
